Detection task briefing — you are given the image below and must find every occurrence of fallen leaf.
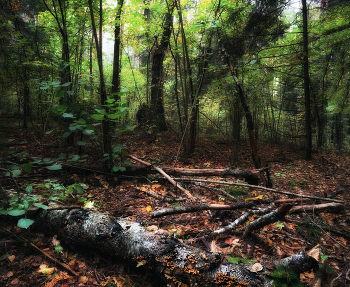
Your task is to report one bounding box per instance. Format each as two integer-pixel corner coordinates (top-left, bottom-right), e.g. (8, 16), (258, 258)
(38, 267), (56, 275)
(10, 278), (19, 285)
(307, 244), (321, 262)
(145, 205), (153, 212)
(78, 276), (88, 283)
(5, 271), (14, 278)
(8, 255), (15, 262)
(84, 201), (95, 208)
(146, 225), (158, 232)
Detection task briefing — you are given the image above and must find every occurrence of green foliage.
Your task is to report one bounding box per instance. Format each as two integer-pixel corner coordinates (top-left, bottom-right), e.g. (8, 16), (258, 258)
(0, 185), (48, 229)
(227, 256), (255, 264)
(38, 180), (87, 202)
(269, 266), (303, 287)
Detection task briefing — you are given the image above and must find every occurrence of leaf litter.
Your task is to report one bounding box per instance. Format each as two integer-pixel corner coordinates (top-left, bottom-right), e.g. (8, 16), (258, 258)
(0, 130), (350, 286)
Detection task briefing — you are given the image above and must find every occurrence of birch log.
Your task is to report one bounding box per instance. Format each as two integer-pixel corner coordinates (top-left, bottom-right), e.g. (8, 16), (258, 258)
(30, 207), (318, 286)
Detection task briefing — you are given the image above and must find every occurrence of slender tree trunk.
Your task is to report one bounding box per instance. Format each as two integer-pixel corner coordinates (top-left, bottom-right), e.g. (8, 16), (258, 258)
(88, 0), (112, 171)
(111, 0), (124, 101)
(302, 0), (312, 159)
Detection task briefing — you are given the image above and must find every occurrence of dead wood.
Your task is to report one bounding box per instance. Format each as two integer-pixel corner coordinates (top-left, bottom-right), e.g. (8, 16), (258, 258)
(28, 207), (318, 286)
(243, 204), (293, 238)
(161, 167), (260, 184)
(129, 155), (195, 200)
(150, 202), (258, 218)
(289, 202), (344, 214)
(172, 177), (344, 203)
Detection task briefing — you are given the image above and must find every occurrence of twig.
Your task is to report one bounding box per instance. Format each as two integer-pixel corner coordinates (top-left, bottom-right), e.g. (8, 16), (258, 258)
(171, 177), (344, 203)
(0, 226), (79, 276)
(135, 187), (186, 202)
(196, 183), (239, 201)
(129, 155), (195, 200)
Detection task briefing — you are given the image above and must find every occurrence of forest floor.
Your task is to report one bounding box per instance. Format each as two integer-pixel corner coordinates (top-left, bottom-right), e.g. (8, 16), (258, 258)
(1, 128), (350, 287)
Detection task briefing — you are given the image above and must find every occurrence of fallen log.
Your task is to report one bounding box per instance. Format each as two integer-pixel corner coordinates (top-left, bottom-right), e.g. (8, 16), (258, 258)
(29, 207), (318, 286)
(161, 167), (260, 185)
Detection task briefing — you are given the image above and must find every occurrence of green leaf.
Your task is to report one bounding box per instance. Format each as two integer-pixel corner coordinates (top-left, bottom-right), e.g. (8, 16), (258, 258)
(77, 141), (86, 146)
(6, 169), (22, 177)
(124, 160), (132, 165)
(76, 185), (84, 194)
(106, 98), (116, 103)
(0, 253), (9, 261)
(91, 114), (105, 120)
(22, 163), (32, 174)
(62, 113), (74, 118)
(83, 129), (94, 135)
(46, 165), (62, 171)
(107, 113), (121, 119)
(8, 209), (26, 216)
(112, 166), (126, 172)
(17, 218), (35, 229)
(54, 245), (64, 253)
(33, 203), (49, 210)
(61, 81), (72, 87)
(77, 198), (87, 202)
(227, 257), (255, 264)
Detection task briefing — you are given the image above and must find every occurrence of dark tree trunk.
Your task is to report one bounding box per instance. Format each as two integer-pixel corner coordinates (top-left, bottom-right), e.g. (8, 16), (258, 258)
(88, 0), (112, 171)
(111, 0), (124, 101)
(302, 0), (312, 159)
(150, 3), (175, 131)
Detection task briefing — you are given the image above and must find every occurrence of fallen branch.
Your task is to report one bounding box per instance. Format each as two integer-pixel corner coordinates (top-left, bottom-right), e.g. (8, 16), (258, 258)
(150, 202), (258, 218)
(129, 155), (195, 200)
(243, 204), (293, 238)
(289, 202), (344, 214)
(161, 167), (260, 184)
(171, 177), (344, 203)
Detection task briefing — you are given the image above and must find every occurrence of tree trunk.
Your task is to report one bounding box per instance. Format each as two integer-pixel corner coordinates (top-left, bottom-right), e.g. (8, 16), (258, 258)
(150, 2), (175, 131)
(111, 0), (124, 101)
(88, 0), (112, 171)
(30, 207), (318, 286)
(302, 0), (312, 159)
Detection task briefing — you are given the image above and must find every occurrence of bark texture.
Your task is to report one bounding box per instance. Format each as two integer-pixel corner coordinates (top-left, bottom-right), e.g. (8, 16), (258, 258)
(30, 207), (318, 286)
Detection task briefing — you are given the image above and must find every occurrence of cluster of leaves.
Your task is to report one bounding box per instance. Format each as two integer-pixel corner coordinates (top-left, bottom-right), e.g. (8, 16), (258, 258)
(0, 185), (47, 229)
(0, 179), (88, 229)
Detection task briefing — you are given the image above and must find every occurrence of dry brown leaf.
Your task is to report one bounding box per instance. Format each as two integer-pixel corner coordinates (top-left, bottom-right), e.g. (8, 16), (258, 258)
(10, 278), (19, 285)
(307, 244), (321, 262)
(38, 266), (56, 275)
(8, 255), (15, 262)
(5, 271), (14, 278)
(78, 276), (88, 284)
(146, 225), (158, 232)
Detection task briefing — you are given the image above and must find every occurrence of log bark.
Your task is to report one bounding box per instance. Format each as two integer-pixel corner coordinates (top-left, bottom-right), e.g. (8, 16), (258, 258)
(161, 167), (260, 185)
(29, 207), (318, 286)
